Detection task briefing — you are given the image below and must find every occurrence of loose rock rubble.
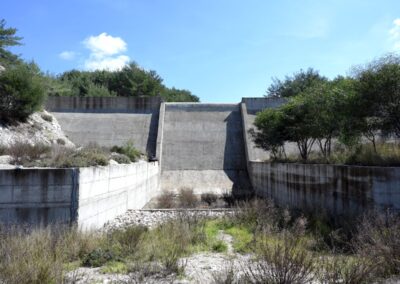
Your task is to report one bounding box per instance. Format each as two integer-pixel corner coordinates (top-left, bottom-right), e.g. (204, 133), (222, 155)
(103, 209), (235, 231)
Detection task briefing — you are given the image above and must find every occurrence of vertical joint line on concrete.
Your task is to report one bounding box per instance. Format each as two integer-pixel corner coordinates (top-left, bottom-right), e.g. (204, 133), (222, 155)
(70, 168), (79, 224)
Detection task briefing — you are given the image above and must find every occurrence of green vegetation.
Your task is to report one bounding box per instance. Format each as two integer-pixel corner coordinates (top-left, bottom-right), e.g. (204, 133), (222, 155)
(253, 55), (400, 165)
(111, 140), (141, 162)
(0, 200), (399, 283)
(0, 62), (46, 122)
(46, 63), (199, 102)
(1, 141), (142, 168)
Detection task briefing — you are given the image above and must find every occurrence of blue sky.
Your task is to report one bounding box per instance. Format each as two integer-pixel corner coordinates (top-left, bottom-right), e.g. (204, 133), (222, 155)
(3, 0), (400, 102)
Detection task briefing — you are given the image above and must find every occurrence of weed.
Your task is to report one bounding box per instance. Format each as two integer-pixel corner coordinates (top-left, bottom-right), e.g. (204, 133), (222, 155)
(178, 187), (197, 208)
(201, 193), (218, 206)
(111, 140), (141, 162)
(157, 191), (175, 208)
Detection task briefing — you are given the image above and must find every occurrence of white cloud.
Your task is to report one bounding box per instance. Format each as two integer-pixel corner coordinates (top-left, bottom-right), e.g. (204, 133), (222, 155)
(59, 51), (76, 60)
(83, 32), (127, 57)
(83, 33), (130, 71)
(389, 18), (400, 51)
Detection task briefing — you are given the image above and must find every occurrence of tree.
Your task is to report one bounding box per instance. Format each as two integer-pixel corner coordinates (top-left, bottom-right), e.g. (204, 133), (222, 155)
(352, 54), (400, 140)
(0, 19), (23, 66)
(251, 108), (287, 159)
(161, 87), (199, 102)
(280, 96), (318, 161)
(301, 77), (357, 158)
(267, 68), (327, 98)
(0, 62), (46, 122)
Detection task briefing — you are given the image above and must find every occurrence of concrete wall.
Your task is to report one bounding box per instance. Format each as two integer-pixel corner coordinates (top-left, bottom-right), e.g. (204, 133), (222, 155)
(46, 96), (161, 157)
(0, 168), (77, 225)
(0, 162), (160, 228)
(241, 97), (286, 162)
(249, 162), (400, 215)
(160, 103), (251, 194)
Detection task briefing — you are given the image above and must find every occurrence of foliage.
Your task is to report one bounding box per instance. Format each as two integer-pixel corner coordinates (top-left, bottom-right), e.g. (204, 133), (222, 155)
(266, 68), (327, 98)
(279, 95), (318, 161)
(250, 107), (287, 159)
(0, 62), (46, 122)
(47, 62), (199, 102)
(352, 54), (400, 140)
(111, 140), (141, 162)
(0, 19), (23, 66)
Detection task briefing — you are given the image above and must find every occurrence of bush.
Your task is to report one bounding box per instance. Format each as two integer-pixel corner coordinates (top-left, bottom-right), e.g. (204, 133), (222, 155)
(0, 63), (46, 123)
(111, 153), (131, 164)
(178, 187), (197, 208)
(156, 191), (175, 208)
(354, 211), (400, 277)
(201, 193), (218, 206)
(111, 140), (141, 162)
(246, 235), (316, 284)
(7, 142), (50, 165)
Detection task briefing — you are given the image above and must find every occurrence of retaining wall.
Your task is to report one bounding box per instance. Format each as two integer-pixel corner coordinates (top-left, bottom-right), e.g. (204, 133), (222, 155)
(249, 162), (400, 215)
(46, 96), (161, 157)
(0, 162), (160, 228)
(160, 103), (251, 193)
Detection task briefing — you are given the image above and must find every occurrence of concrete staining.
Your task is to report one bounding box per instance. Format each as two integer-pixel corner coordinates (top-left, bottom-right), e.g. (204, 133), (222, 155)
(160, 103), (251, 194)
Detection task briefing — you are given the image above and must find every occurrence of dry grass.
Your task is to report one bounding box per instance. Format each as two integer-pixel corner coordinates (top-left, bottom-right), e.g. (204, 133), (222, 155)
(156, 191), (175, 208)
(178, 187), (197, 208)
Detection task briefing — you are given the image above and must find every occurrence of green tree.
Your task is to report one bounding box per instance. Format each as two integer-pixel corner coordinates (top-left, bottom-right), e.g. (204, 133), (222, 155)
(352, 54), (400, 141)
(0, 62), (46, 122)
(250, 108), (287, 159)
(161, 87), (199, 102)
(0, 19), (23, 66)
(280, 95), (319, 161)
(267, 68), (327, 98)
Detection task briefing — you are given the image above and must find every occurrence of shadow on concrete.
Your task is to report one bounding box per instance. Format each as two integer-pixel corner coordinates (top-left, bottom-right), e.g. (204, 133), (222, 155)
(223, 108), (253, 196)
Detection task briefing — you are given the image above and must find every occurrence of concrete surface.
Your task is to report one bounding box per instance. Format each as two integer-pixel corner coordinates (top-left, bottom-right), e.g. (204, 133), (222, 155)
(0, 162), (160, 228)
(160, 103), (251, 193)
(47, 97), (161, 157)
(249, 162), (400, 215)
(0, 168), (76, 225)
(78, 161), (160, 229)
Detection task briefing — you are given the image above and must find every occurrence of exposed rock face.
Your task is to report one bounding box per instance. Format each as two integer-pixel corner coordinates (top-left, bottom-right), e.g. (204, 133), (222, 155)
(0, 111), (74, 148)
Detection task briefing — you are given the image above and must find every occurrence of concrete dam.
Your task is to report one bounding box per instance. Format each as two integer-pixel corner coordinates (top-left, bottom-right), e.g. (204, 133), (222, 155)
(1, 96), (399, 227)
(47, 96), (273, 194)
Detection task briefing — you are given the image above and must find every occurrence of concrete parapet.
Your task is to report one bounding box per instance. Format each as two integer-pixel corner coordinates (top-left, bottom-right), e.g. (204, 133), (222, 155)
(46, 96), (162, 113)
(0, 162), (160, 228)
(248, 162), (400, 215)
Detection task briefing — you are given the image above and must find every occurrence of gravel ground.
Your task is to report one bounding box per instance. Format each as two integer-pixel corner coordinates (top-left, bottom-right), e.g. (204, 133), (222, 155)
(103, 209), (235, 231)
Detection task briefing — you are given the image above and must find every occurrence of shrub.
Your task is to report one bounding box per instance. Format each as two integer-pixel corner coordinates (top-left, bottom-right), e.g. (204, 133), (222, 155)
(7, 141), (50, 165)
(178, 187), (197, 208)
(45, 144), (109, 168)
(82, 248), (117, 267)
(317, 255), (377, 284)
(156, 191), (175, 208)
(246, 235), (316, 284)
(0, 63), (46, 123)
(111, 140), (141, 162)
(111, 153), (131, 164)
(353, 211), (400, 277)
(201, 193), (218, 206)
